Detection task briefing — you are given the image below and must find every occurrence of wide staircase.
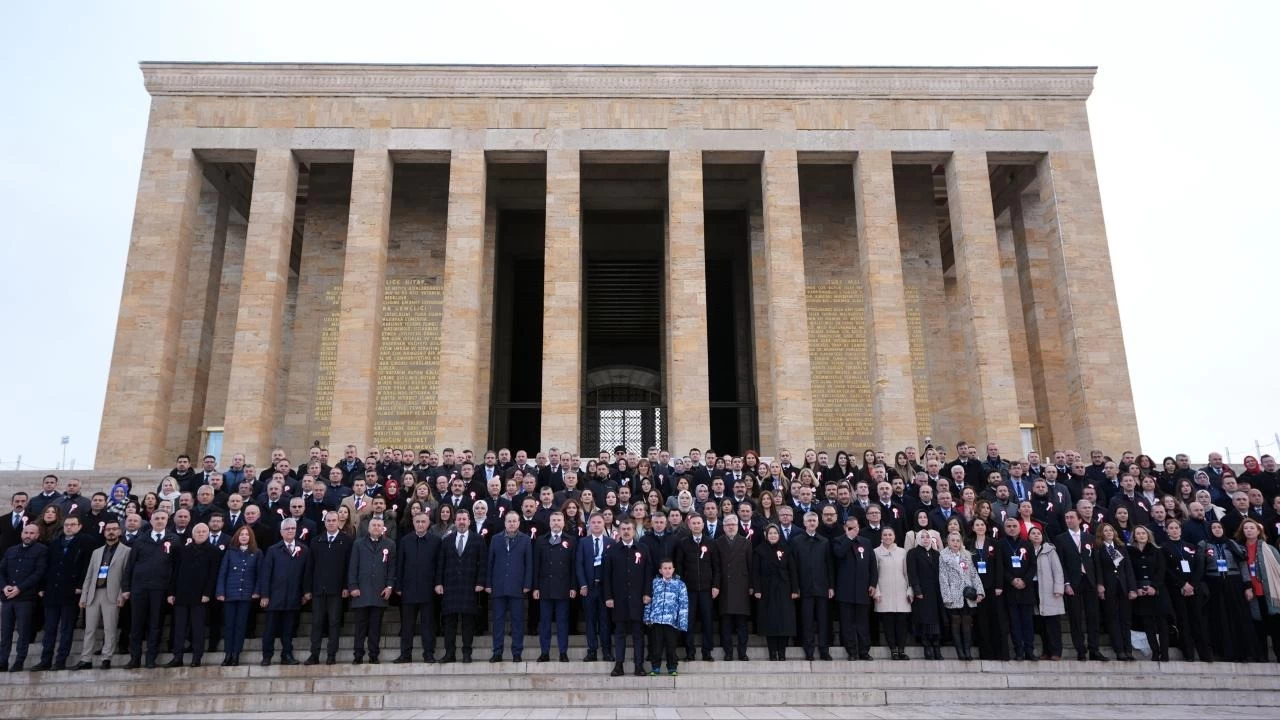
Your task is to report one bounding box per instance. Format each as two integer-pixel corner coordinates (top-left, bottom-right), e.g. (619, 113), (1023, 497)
(2, 620), (1278, 718)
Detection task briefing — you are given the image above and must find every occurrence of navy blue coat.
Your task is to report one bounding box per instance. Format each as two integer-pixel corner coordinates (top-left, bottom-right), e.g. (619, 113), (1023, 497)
(0, 541), (47, 601)
(258, 541), (308, 611)
(487, 532), (533, 598)
(533, 533), (577, 600)
(574, 533), (614, 590)
(216, 547), (262, 601)
(42, 533), (94, 604)
(122, 532), (179, 592)
(832, 534), (879, 605)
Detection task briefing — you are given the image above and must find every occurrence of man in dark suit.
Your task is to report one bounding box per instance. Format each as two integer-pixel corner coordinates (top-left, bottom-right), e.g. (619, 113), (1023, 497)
(602, 518), (653, 677)
(486, 511), (533, 662)
(33, 515), (93, 670)
(394, 511), (441, 663)
(27, 475), (63, 519)
(0, 493), (30, 555)
(435, 509), (487, 663)
(997, 517), (1038, 661)
(121, 510), (177, 669)
(303, 511), (351, 665)
(832, 517), (878, 660)
(533, 511), (576, 662)
(1055, 510), (1105, 661)
(0, 524), (47, 672)
(674, 514), (717, 661)
(575, 512), (615, 662)
(790, 511), (834, 661)
(258, 518), (308, 666)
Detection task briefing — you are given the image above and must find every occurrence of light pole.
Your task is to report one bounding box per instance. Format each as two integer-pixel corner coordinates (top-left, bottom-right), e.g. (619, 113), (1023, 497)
(60, 436), (70, 470)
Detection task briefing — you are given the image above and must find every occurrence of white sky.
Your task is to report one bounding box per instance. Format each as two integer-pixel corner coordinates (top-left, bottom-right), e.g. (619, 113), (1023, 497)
(1, 1), (1277, 469)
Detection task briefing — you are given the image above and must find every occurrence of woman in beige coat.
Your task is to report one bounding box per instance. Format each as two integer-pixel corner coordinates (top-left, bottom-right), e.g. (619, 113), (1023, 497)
(873, 527), (913, 660)
(1030, 526), (1065, 660)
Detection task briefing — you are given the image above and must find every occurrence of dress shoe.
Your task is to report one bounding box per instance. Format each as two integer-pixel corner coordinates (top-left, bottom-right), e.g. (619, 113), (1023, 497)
(144, 661), (157, 669)
(601, 652), (614, 663)
(610, 662), (624, 677)
(804, 654), (815, 661)
(280, 655), (299, 666)
(393, 656), (412, 664)
(490, 653), (503, 663)
(461, 654), (473, 664)
(723, 652), (734, 661)
(325, 656), (337, 666)
(818, 652), (832, 661)
(633, 666), (647, 676)
(702, 652), (714, 662)
(52, 662), (66, 671)
(30, 662), (50, 672)
(423, 655), (436, 663)
(559, 653), (569, 663)
(684, 651), (695, 661)
(512, 654), (522, 662)
(536, 654), (550, 663)
(124, 659), (141, 670)
(304, 655), (320, 666)
(1089, 652), (1110, 662)
(220, 657), (233, 667)
(738, 652), (750, 661)
(7, 662), (22, 673)
(229, 655), (240, 667)
(74, 661), (93, 671)
(369, 657), (380, 665)
(583, 651), (597, 662)
(260, 657), (272, 667)
(190, 660), (201, 668)
(165, 658), (183, 668)
(440, 654), (456, 664)
(100, 660), (111, 670)
(858, 653), (873, 661)
(352, 657), (363, 665)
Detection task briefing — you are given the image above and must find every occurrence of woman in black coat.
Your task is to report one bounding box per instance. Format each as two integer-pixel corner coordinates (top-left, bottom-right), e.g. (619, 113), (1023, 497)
(751, 525), (798, 661)
(1094, 522), (1138, 661)
(968, 518), (1008, 660)
(1200, 521), (1252, 662)
(1128, 525), (1171, 661)
(906, 533), (944, 659)
(167, 524), (221, 667)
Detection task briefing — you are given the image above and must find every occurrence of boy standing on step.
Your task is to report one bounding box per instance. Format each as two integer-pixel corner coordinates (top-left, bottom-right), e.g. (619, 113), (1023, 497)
(643, 559), (688, 676)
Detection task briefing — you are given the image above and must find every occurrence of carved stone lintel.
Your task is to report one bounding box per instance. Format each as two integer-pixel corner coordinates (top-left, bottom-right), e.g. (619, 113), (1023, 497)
(140, 63), (1095, 100)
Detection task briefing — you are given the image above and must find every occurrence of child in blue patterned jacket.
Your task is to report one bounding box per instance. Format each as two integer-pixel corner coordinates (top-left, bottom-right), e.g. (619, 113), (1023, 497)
(643, 559), (689, 675)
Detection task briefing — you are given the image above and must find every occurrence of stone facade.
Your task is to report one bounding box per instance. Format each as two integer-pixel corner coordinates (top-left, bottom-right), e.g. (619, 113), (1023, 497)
(96, 63), (1139, 468)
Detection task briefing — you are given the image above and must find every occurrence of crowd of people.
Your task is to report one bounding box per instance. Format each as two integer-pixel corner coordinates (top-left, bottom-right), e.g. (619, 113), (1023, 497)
(2, 440), (1279, 678)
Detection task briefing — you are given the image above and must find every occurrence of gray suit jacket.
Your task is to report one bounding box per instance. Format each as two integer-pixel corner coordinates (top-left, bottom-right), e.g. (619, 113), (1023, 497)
(80, 543), (131, 606)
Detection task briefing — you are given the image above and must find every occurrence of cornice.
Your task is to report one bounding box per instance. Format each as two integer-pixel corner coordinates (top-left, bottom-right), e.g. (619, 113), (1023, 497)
(139, 63), (1095, 100)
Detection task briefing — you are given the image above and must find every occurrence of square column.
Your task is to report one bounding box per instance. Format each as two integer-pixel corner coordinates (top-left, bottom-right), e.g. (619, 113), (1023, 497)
(853, 151), (919, 451)
(540, 150), (583, 452)
(944, 151), (1022, 455)
(328, 150), (394, 452)
(761, 150), (816, 454)
(222, 149), (299, 466)
(434, 151), (488, 451)
(665, 150), (711, 454)
(1039, 152), (1140, 452)
(97, 148), (204, 469)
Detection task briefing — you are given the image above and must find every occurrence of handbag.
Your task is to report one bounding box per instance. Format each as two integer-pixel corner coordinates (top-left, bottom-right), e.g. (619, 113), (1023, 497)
(962, 585), (978, 601)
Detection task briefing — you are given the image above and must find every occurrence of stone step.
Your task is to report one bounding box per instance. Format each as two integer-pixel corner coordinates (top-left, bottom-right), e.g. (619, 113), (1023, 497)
(5, 668), (1269, 702)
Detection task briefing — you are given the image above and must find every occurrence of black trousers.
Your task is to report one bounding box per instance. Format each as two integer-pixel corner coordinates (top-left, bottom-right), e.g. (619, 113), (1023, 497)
(613, 619), (645, 668)
(353, 606), (385, 660)
(442, 613), (476, 658)
(1100, 593), (1133, 656)
(1169, 589), (1212, 661)
(838, 602), (871, 655)
(39, 601), (77, 666)
(129, 589), (167, 661)
(171, 604), (207, 662)
(798, 596), (830, 657)
(1252, 597), (1280, 662)
(0, 600), (34, 664)
(649, 623), (679, 670)
(720, 614), (748, 656)
(1036, 614), (1062, 657)
(766, 635), (789, 658)
(205, 599), (223, 652)
(878, 611), (908, 649)
(262, 609), (299, 659)
(1063, 585), (1101, 656)
(400, 600), (437, 659)
(309, 594), (344, 659)
(684, 589), (714, 655)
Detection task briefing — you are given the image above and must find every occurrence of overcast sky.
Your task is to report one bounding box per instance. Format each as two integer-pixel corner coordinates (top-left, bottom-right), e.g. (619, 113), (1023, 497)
(1, 1), (1276, 469)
